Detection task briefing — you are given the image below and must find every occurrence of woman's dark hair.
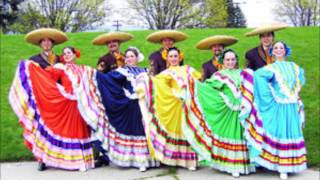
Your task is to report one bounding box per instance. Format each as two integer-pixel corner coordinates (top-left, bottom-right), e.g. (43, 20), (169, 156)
(61, 46), (80, 59)
(167, 47), (180, 55)
(218, 48), (239, 68)
(268, 41), (291, 57)
(63, 46), (76, 54)
(125, 48), (139, 57)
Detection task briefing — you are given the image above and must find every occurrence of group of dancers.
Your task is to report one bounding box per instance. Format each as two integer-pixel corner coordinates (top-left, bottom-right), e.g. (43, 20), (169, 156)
(8, 23), (307, 179)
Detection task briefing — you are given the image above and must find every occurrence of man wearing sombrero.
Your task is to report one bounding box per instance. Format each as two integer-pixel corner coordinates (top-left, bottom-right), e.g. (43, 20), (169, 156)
(92, 32), (133, 73)
(147, 30), (188, 75)
(196, 35), (238, 81)
(25, 28), (68, 69)
(245, 23), (287, 70)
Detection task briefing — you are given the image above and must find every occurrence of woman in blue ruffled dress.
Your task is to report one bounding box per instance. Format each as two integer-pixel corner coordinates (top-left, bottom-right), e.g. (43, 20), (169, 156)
(240, 41), (307, 179)
(92, 47), (158, 171)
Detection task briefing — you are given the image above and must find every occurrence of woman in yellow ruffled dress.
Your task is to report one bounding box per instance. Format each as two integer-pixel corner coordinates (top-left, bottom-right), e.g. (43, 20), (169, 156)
(136, 47), (200, 170)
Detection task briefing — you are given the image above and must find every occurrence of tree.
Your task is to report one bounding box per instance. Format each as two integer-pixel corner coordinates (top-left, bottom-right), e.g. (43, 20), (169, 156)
(183, 0), (247, 28)
(127, 0), (202, 29)
(8, 3), (47, 33)
(201, 0), (228, 28)
(9, 0), (109, 33)
(0, 0), (25, 33)
(274, 0), (320, 26)
(226, 0), (246, 27)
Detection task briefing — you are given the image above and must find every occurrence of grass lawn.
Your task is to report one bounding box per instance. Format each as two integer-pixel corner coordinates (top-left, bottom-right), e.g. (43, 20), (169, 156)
(0, 27), (319, 167)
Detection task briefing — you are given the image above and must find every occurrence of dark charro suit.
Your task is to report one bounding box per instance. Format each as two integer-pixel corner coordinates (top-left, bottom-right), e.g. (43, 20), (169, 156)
(149, 48), (184, 76)
(202, 59), (219, 81)
(29, 53), (60, 69)
(149, 50), (167, 76)
(97, 52), (124, 73)
(245, 45), (271, 71)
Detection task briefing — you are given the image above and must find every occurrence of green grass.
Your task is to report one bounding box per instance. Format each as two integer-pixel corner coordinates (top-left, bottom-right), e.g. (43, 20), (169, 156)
(1, 27), (319, 167)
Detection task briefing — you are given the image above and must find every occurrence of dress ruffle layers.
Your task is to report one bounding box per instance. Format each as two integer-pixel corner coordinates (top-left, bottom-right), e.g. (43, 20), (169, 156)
(77, 66), (159, 169)
(239, 61), (307, 173)
(136, 65), (201, 168)
(9, 61), (94, 170)
(183, 69), (255, 174)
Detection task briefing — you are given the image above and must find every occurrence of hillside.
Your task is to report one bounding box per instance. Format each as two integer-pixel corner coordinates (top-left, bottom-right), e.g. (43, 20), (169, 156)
(0, 27), (319, 166)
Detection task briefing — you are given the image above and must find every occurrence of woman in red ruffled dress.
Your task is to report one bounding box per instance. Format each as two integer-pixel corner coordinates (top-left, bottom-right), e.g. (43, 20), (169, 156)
(9, 46), (94, 171)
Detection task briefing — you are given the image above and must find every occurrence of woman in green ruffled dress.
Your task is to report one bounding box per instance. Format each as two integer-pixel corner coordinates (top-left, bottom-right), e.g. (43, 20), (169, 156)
(183, 49), (255, 177)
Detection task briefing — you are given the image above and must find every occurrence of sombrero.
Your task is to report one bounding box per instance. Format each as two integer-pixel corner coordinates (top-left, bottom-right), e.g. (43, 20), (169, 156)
(92, 32), (133, 45)
(196, 35), (238, 50)
(245, 23), (288, 37)
(25, 28), (68, 45)
(146, 30), (188, 43)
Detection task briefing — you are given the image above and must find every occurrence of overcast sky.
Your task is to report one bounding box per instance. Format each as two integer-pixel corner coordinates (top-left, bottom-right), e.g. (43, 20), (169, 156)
(240, 0), (278, 27)
(105, 0), (280, 30)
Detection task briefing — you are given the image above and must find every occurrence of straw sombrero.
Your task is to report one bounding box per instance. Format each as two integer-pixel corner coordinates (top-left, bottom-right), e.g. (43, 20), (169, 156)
(25, 28), (68, 45)
(245, 23), (288, 37)
(146, 30), (188, 43)
(92, 32), (133, 45)
(196, 35), (238, 50)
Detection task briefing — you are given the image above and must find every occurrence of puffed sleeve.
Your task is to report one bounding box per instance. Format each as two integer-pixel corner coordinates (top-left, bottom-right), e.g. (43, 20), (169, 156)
(253, 67), (275, 109)
(205, 73), (224, 90)
(135, 72), (151, 100)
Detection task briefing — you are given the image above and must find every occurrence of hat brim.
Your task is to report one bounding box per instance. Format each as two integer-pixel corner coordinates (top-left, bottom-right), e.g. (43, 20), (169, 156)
(196, 35), (238, 50)
(25, 28), (68, 46)
(146, 30), (188, 43)
(92, 32), (133, 45)
(245, 23), (288, 37)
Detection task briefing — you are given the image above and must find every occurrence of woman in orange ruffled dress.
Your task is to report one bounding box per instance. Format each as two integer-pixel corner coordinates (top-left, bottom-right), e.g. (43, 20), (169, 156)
(9, 45), (94, 171)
